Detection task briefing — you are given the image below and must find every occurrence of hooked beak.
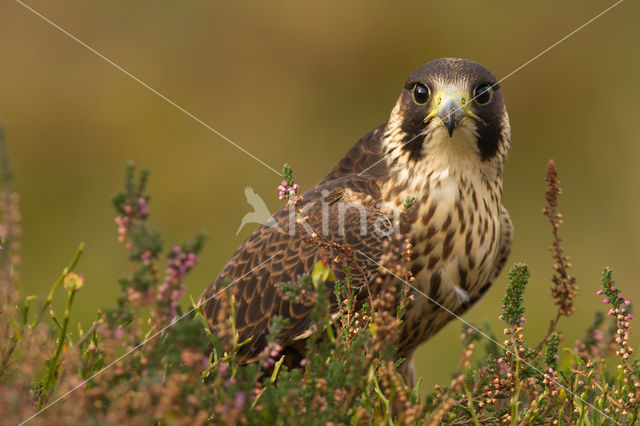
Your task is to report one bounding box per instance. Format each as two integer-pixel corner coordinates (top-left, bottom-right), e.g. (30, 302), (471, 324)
(425, 88), (483, 138)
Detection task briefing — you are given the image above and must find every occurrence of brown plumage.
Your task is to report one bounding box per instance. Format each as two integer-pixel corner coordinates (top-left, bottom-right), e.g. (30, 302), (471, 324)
(201, 58), (513, 385)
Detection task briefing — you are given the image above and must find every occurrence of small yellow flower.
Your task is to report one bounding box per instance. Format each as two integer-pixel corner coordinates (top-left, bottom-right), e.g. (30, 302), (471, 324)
(64, 272), (84, 291)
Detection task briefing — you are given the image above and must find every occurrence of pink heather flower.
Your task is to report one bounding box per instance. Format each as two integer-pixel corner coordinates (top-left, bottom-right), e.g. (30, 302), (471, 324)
(625, 299), (631, 305)
(628, 314), (633, 320)
(548, 367), (554, 373)
(234, 392), (246, 410)
(141, 250), (153, 264)
(611, 286), (616, 291)
(593, 329), (603, 341)
(137, 197), (148, 216)
(618, 294), (624, 300)
(603, 298), (610, 304)
(114, 326), (125, 340)
(596, 290), (604, 295)
(218, 362), (229, 378)
(520, 317), (526, 323)
(555, 354), (559, 359)
(172, 246), (181, 254)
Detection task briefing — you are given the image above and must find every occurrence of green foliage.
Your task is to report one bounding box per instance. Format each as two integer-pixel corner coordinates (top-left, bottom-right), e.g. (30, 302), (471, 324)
(282, 163), (294, 188)
(502, 264), (530, 326)
(403, 196), (415, 211)
(545, 332), (559, 369)
(1, 143), (640, 424)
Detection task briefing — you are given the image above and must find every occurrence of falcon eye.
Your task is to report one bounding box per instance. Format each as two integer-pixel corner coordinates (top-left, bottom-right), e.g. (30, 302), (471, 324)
(473, 83), (493, 105)
(412, 83), (430, 105)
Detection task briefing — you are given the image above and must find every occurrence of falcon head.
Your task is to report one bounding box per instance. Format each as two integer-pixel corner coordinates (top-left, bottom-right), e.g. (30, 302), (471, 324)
(384, 58), (510, 171)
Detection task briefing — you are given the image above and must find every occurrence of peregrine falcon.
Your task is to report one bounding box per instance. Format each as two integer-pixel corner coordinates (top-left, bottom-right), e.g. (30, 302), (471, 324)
(202, 58), (513, 385)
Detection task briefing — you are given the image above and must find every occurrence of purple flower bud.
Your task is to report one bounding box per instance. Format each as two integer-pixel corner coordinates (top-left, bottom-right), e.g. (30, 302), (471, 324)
(234, 392), (246, 410)
(114, 327), (125, 340)
(628, 314), (633, 320)
(596, 290), (604, 295)
(520, 317), (526, 323)
(218, 362), (229, 378)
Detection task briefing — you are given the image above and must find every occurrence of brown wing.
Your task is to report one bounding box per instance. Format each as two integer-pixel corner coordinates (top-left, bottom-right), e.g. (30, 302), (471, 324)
(201, 127), (394, 362)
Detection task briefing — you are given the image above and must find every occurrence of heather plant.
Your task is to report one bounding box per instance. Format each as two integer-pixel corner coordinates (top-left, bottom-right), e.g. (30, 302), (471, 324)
(0, 123), (639, 424)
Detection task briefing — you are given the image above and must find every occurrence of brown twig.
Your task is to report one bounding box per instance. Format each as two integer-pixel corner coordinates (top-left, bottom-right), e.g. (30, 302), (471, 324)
(535, 160), (578, 352)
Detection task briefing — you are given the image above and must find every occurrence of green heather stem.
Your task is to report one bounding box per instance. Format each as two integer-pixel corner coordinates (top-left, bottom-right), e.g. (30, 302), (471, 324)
(32, 243), (84, 328)
(630, 407), (638, 425)
(519, 389), (548, 424)
(41, 284), (78, 406)
(557, 398), (567, 425)
(464, 385), (481, 426)
(510, 341), (522, 426)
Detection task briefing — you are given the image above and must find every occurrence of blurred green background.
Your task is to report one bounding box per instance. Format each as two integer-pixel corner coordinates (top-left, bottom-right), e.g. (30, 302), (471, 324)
(0, 0), (638, 392)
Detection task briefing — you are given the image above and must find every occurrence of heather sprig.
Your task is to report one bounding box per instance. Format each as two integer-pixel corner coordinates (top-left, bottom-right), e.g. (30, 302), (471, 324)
(501, 264), (530, 327)
(598, 266), (631, 314)
(278, 163), (300, 205)
(544, 332), (559, 369)
(535, 160), (578, 353)
(403, 196), (415, 212)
